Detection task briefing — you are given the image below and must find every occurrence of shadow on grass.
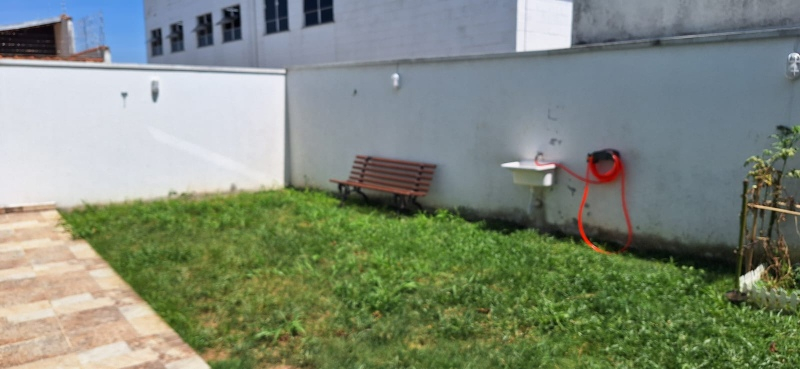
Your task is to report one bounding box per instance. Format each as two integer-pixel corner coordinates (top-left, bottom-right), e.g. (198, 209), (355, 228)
(318, 188), (736, 284)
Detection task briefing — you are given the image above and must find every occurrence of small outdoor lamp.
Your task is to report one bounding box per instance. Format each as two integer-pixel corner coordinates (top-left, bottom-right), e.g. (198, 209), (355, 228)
(788, 53), (800, 80)
(391, 73), (400, 89)
(151, 78), (160, 102)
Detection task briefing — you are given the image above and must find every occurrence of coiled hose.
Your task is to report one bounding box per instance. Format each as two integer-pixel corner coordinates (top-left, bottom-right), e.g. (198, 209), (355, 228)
(536, 150), (633, 254)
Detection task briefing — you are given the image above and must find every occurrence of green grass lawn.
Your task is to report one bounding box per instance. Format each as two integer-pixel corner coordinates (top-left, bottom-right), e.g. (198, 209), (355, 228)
(61, 189), (800, 368)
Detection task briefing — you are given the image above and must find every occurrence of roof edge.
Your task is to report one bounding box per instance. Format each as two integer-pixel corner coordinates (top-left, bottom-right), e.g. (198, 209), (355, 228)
(0, 16), (64, 32)
(0, 58), (286, 75)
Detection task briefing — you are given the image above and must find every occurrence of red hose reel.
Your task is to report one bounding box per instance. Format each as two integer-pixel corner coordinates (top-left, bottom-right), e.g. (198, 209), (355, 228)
(536, 149), (633, 254)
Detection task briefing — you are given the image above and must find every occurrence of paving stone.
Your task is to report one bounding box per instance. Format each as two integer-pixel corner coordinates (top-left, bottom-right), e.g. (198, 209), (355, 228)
(66, 320), (140, 352)
(69, 242), (101, 259)
(83, 348), (160, 369)
(121, 360), (168, 369)
(0, 250), (27, 269)
(33, 260), (86, 275)
(0, 278), (48, 308)
(53, 296), (115, 316)
(164, 357), (210, 369)
(0, 334), (71, 367)
(0, 265), (35, 283)
(0, 300), (52, 320)
(0, 220), (43, 231)
(0, 317), (61, 346)
(60, 306), (127, 331)
(4, 353), (81, 369)
(77, 341), (132, 365)
(41, 270), (104, 300)
(25, 245), (75, 265)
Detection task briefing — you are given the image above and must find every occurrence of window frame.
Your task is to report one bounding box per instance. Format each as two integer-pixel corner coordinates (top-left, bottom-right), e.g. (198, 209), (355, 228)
(194, 13), (214, 48)
(150, 28), (163, 57)
(265, 0), (289, 35)
(304, 0), (334, 27)
(219, 5), (242, 43)
(168, 22), (184, 53)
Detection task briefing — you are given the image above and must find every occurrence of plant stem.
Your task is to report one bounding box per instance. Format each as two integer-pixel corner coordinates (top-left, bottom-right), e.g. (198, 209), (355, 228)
(736, 180), (749, 290)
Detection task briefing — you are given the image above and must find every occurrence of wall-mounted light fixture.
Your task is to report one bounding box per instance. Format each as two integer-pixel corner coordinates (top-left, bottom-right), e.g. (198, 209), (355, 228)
(788, 53), (800, 80)
(391, 72), (400, 90)
(151, 78), (160, 102)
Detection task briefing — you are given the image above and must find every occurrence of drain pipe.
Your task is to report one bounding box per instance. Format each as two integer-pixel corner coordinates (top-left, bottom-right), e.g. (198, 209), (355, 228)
(251, 0), (261, 67)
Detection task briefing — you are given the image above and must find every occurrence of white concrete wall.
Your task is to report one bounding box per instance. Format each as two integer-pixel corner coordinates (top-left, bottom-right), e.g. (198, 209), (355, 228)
(516, 0), (572, 52)
(573, 0), (800, 45)
(287, 32), (800, 257)
(0, 60), (285, 207)
(144, 0), (525, 68)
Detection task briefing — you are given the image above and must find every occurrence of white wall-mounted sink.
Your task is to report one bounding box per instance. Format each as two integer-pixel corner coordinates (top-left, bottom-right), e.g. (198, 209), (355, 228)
(501, 160), (556, 187)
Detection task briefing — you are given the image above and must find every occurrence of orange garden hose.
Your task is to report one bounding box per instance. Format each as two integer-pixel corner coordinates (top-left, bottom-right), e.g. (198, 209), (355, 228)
(536, 151), (633, 254)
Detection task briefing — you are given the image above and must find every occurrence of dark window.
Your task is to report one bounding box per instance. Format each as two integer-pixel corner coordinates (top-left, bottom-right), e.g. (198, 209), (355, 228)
(304, 0), (333, 27)
(194, 13), (213, 47)
(265, 0), (288, 34)
(150, 28), (162, 56)
(219, 5), (242, 42)
(168, 22), (184, 52)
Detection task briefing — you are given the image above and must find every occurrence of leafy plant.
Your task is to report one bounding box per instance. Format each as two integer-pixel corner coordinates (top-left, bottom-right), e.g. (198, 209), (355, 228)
(743, 125), (800, 289)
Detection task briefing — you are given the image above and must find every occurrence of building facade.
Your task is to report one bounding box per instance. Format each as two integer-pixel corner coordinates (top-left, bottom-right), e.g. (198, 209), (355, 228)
(572, 0), (800, 45)
(144, 0), (573, 68)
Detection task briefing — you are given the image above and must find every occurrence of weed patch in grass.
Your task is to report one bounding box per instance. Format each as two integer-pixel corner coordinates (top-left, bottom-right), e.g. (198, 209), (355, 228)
(62, 189), (800, 368)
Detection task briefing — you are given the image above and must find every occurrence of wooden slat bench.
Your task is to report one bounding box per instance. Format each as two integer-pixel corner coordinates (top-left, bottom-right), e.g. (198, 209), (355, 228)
(330, 155), (437, 211)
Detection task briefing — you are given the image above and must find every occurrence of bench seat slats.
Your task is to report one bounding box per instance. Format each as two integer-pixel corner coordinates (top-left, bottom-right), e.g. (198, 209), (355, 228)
(342, 178), (428, 192)
(352, 160), (436, 175)
(349, 167), (434, 181)
(355, 155), (438, 168)
(347, 171), (433, 187)
(330, 179), (427, 196)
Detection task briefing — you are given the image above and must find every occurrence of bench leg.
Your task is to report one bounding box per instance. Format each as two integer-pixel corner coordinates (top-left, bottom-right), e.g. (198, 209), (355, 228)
(410, 197), (423, 211)
(392, 194), (401, 213)
(337, 184), (351, 207)
(354, 187), (369, 203)
(393, 194), (411, 214)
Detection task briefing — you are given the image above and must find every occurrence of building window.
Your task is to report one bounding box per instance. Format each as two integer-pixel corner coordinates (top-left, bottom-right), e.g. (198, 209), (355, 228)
(194, 13), (213, 47)
(150, 28), (163, 56)
(265, 0), (288, 34)
(167, 22), (184, 53)
(304, 0), (333, 27)
(219, 5), (242, 42)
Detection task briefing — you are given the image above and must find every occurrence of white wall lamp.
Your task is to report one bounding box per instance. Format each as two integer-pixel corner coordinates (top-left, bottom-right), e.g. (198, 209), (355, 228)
(151, 78), (160, 102)
(391, 72), (400, 90)
(787, 53), (800, 80)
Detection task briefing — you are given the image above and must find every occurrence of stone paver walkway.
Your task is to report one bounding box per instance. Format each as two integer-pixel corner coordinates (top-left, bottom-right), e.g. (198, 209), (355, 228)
(0, 205), (209, 369)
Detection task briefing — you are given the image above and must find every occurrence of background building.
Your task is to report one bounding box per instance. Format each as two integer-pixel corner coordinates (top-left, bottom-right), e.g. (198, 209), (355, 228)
(0, 14), (111, 62)
(143, 0), (574, 68)
(572, 0), (800, 45)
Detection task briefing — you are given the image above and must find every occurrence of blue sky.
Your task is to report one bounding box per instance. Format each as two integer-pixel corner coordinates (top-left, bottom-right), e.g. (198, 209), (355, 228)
(0, 0), (146, 63)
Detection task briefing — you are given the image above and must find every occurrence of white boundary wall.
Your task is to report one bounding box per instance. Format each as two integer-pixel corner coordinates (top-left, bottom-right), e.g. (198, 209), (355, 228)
(0, 60), (285, 207)
(287, 30), (800, 257)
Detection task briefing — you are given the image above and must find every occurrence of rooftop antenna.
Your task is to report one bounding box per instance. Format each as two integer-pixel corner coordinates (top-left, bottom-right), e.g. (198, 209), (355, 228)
(60, 0), (67, 15)
(74, 10), (106, 52)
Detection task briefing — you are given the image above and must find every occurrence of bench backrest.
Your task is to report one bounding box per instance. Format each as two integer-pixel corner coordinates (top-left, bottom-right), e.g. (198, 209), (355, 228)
(347, 155), (436, 195)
